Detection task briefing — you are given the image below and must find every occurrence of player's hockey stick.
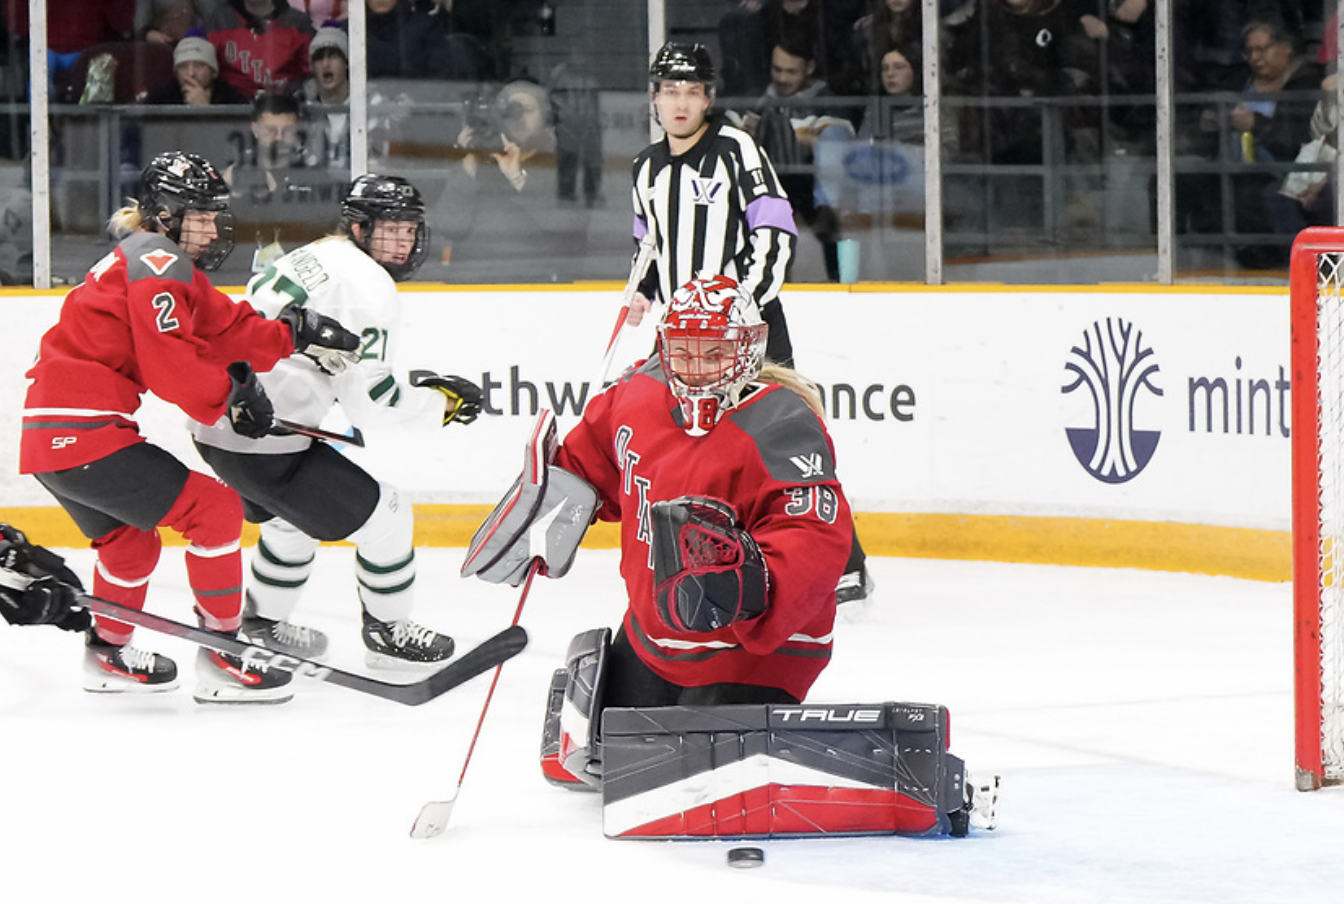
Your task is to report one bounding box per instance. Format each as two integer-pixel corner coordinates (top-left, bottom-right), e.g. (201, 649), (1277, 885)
(77, 593), (526, 706)
(271, 418), (366, 448)
(409, 557), (543, 838)
(596, 234), (656, 388)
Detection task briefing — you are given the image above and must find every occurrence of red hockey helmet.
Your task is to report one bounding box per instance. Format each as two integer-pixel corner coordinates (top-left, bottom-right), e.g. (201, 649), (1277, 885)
(657, 274), (768, 436)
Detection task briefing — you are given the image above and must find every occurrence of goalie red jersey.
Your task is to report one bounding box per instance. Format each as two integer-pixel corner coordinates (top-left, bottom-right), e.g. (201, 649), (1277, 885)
(554, 357), (850, 701)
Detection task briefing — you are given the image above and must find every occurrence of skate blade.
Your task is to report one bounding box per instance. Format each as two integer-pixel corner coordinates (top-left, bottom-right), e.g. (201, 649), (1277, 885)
(192, 686), (294, 705)
(83, 681), (179, 694)
(364, 650), (454, 671)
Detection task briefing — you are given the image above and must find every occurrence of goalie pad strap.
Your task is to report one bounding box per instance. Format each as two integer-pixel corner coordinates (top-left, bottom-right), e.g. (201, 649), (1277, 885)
(462, 466), (598, 586)
(553, 627), (610, 788)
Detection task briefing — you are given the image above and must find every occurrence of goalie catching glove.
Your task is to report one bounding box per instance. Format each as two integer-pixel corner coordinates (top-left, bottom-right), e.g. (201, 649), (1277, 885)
(410, 370), (482, 426)
(278, 305), (361, 374)
(0, 524), (90, 632)
(651, 496), (768, 633)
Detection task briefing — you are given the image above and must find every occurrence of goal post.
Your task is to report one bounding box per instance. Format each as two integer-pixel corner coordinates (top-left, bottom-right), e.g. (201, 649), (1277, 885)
(1290, 227), (1344, 791)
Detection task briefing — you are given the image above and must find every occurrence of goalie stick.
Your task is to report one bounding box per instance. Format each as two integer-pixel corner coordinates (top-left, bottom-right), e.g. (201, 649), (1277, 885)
(410, 409), (557, 838)
(409, 558), (543, 838)
(596, 234), (656, 388)
(77, 593), (526, 706)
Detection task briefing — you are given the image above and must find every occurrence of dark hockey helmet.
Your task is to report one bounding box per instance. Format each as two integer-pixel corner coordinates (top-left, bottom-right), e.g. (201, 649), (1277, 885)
(649, 42), (716, 90)
(340, 173), (430, 282)
(138, 151), (234, 270)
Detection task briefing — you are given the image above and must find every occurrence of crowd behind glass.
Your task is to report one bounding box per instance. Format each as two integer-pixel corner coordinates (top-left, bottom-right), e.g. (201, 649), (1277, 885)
(0, 0), (1338, 287)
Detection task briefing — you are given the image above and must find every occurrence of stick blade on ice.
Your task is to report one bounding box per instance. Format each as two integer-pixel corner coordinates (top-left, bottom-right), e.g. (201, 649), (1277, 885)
(409, 798), (456, 839)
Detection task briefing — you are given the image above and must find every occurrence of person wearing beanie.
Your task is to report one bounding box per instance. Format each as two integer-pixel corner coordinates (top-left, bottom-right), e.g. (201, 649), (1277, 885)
(301, 26), (351, 167)
(145, 32), (251, 105)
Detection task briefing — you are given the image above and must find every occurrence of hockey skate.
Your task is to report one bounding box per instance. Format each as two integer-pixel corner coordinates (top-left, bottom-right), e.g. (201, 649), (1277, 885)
(84, 633), (179, 693)
(361, 609), (455, 669)
(193, 647), (294, 705)
(240, 595), (329, 658)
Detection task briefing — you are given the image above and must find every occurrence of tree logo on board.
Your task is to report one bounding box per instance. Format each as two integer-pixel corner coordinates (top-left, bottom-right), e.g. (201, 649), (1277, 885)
(1062, 318), (1163, 484)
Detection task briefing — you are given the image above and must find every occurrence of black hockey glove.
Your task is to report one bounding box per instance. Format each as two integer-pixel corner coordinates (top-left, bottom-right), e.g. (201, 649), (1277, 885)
(225, 361), (275, 438)
(650, 496), (769, 634)
(410, 370), (482, 426)
(278, 305), (361, 375)
(0, 524), (90, 632)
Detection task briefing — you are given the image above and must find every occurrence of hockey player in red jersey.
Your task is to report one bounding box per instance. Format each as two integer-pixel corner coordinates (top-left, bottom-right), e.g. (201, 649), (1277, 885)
(554, 273), (850, 708)
(468, 275), (849, 778)
(19, 151), (361, 703)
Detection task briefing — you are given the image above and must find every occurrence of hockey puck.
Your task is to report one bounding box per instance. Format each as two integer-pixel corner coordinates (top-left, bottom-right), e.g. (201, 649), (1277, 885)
(727, 846), (765, 868)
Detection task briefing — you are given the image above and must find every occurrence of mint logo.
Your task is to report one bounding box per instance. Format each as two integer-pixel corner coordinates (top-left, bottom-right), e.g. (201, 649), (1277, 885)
(1062, 318), (1163, 484)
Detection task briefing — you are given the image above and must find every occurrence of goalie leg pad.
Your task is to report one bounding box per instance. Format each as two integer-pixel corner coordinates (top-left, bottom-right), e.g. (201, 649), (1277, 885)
(537, 627), (610, 789)
(462, 467), (598, 586)
(600, 702), (969, 839)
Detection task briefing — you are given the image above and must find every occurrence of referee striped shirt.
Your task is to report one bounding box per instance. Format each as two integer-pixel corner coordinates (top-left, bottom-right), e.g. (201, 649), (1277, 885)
(632, 117), (797, 312)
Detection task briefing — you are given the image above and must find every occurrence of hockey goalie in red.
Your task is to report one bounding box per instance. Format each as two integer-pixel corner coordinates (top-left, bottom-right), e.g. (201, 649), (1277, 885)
(562, 273), (851, 705)
(19, 151), (360, 704)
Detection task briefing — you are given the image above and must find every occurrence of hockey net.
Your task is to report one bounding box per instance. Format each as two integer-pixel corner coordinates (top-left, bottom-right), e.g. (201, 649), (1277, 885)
(1291, 228), (1344, 790)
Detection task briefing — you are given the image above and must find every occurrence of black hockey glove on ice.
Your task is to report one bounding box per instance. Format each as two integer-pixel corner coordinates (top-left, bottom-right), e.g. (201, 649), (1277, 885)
(410, 370), (482, 426)
(650, 496), (769, 634)
(0, 524), (90, 632)
(226, 361), (275, 438)
(279, 305), (361, 374)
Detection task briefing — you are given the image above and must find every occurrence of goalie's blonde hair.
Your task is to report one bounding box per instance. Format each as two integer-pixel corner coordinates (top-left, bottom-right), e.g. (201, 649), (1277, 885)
(759, 362), (824, 418)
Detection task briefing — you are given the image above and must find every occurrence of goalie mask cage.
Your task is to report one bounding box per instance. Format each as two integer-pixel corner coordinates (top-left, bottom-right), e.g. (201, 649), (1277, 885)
(1291, 227), (1344, 791)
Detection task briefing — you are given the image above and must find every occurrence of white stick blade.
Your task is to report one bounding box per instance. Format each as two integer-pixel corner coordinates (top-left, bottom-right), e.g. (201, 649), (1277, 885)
(409, 799), (455, 839)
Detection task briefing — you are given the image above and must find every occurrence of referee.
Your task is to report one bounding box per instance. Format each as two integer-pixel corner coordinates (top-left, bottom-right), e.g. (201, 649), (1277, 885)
(627, 42), (797, 367)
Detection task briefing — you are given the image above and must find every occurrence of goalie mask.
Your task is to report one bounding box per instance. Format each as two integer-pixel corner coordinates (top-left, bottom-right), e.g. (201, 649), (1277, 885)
(138, 151), (234, 270)
(340, 174), (430, 281)
(657, 275), (768, 436)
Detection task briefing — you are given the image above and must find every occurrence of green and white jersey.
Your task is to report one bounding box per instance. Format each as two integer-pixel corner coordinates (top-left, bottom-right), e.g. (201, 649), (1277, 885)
(191, 235), (443, 454)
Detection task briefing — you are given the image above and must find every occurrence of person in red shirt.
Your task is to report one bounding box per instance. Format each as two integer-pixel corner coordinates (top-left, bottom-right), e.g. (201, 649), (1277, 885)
(20, 151), (359, 704)
(203, 0), (314, 96)
(552, 274), (849, 709)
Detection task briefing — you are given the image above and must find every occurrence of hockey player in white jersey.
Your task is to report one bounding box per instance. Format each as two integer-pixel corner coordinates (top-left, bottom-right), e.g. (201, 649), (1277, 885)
(191, 174), (482, 675)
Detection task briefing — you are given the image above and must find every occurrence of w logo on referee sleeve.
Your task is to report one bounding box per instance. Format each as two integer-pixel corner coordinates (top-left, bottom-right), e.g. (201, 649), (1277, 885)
(691, 178), (724, 206)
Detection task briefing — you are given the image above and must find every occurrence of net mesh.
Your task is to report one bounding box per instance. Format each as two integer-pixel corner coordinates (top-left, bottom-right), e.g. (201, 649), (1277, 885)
(1315, 251), (1344, 783)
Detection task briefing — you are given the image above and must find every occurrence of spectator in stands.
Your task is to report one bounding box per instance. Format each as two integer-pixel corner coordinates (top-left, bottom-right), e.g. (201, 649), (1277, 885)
(431, 77), (587, 283)
(735, 39), (855, 281)
(224, 91), (341, 265)
(366, 0), (441, 78)
(3, 0), (136, 97)
(853, 0), (921, 93)
(145, 32), (250, 105)
(203, 0), (314, 96)
(139, 0), (200, 46)
(718, 0), (867, 98)
(549, 54), (604, 207)
(300, 25), (351, 167)
(857, 43), (923, 144)
(286, 0), (347, 29)
(1182, 18), (1323, 268)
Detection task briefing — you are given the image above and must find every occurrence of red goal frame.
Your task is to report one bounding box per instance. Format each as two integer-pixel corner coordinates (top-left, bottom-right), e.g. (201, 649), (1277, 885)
(1290, 227), (1344, 791)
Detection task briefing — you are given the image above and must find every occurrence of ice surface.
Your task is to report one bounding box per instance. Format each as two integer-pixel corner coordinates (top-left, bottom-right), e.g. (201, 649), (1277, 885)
(1, 548), (1338, 903)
